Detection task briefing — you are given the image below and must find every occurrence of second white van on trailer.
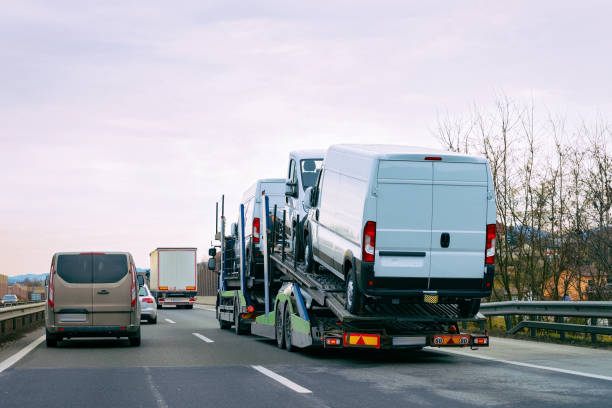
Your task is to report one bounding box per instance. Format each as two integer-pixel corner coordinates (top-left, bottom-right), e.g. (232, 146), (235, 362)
(303, 144), (496, 316)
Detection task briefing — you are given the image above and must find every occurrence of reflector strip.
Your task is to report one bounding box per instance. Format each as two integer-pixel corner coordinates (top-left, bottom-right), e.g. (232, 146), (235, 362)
(343, 333), (380, 348)
(432, 334), (470, 346)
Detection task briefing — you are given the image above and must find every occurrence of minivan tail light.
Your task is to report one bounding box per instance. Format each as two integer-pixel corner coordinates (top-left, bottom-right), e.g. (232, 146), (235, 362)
(362, 221), (376, 263)
(130, 264), (137, 307)
(253, 217), (260, 243)
(48, 263), (55, 309)
(485, 224), (496, 264)
(143, 297), (155, 303)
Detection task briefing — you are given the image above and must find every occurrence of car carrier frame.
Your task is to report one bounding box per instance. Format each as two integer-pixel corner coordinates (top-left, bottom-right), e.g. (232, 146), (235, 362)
(214, 193), (490, 351)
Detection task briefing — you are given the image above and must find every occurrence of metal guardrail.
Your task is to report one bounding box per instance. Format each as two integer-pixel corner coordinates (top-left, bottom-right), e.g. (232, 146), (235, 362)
(479, 301), (612, 342)
(0, 300), (44, 309)
(0, 302), (46, 322)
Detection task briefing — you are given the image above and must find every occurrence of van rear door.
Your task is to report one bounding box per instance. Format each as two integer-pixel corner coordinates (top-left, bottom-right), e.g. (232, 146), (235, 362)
(429, 162), (488, 287)
(374, 161), (432, 287)
(92, 254), (131, 326)
(54, 254), (93, 325)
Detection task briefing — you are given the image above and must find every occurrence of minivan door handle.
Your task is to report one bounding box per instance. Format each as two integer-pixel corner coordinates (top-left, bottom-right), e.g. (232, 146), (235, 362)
(97, 289), (110, 295)
(440, 233), (450, 248)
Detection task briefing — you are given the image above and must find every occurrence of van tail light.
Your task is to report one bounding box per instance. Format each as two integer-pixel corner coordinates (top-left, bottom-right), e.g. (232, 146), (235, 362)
(485, 224), (496, 264)
(130, 264), (137, 307)
(253, 217), (260, 243)
(362, 221), (376, 263)
(48, 264), (55, 309)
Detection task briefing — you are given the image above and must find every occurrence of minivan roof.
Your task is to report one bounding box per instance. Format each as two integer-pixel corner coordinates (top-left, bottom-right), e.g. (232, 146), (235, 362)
(328, 144), (488, 163)
(53, 251), (131, 257)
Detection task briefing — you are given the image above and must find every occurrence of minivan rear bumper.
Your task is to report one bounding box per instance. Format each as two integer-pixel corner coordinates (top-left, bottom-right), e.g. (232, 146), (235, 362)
(47, 325), (139, 338)
(356, 262), (494, 299)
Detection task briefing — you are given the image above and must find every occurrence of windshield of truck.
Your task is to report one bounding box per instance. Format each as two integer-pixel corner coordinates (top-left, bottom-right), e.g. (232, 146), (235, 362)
(300, 159), (323, 189)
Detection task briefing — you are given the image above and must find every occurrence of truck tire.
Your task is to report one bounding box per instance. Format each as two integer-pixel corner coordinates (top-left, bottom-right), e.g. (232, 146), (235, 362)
(218, 307), (231, 330)
(234, 301), (247, 335)
(345, 265), (362, 315)
(45, 329), (58, 347)
(129, 327), (141, 347)
(275, 302), (285, 349)
(304, 234), (318, 274)
(284, 305), (294, 352)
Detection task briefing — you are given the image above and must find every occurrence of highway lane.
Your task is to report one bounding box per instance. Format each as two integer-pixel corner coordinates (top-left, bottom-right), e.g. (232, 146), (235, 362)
(1, 306), (611, 407)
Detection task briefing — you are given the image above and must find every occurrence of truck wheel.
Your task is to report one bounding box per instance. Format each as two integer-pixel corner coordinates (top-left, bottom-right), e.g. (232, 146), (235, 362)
(218, 306), (231, 329)
(45, 329), (58, 347)
(284, 305), (294, 352)
(234, 301), (246, 335)
(129, 327), (141, 347)
(304, 234), (318, 273)
(275, 303), (285, 349)
(345, 265), (362, 315)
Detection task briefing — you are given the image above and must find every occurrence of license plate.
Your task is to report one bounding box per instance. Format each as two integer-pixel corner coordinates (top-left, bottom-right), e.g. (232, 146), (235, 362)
(59, 313), (87, 322)
(392, 336), (426, 346)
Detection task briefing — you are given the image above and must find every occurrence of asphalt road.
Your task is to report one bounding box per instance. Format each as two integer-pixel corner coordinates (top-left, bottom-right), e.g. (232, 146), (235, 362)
(1, 306), (611, 408)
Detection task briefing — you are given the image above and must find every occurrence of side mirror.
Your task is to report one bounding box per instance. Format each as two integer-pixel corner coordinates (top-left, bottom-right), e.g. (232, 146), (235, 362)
(45, 276), (49, 286)
(208, 248), (217, 257)
(285, 182), (298, 198)
(207, 257), (217, 271)
(303, 187), (313, 210)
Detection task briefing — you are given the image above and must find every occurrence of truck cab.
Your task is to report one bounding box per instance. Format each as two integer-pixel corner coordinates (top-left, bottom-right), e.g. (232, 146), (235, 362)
(284, 150), (325, 258)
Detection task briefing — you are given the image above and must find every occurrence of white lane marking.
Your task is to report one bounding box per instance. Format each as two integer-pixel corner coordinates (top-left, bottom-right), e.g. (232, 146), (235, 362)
(192, 333), (214, 343)
(433, 348), (612, 382)
(0, 334), (45, 373)
(252, 365), (312, 394)
(164, 318), (176, 324)
(144, 366), (169, 408)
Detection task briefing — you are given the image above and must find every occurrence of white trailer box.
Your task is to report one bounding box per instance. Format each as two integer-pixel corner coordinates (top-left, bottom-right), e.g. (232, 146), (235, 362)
(149, 248), (197, 309)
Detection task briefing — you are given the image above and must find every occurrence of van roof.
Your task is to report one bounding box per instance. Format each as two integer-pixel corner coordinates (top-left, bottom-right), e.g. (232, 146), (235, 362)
(290, 149), (326, 160)
(328, 144), (487, 163)
(53, 251), (131, 256)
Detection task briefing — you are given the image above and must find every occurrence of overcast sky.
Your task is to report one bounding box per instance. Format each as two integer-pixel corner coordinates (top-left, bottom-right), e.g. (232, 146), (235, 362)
(1, 1), (611, 276)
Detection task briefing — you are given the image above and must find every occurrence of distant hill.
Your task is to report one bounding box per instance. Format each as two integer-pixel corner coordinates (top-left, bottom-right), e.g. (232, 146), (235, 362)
(8, 273), (47, 284)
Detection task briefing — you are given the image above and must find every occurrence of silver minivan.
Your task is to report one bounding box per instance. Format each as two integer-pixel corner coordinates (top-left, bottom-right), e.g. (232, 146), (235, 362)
(303, 145), (497, 316)
(45, 252), (141, 347)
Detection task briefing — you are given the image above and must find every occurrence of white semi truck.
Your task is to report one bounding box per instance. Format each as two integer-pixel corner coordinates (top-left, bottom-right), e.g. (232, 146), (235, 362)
(149, 248), (197, 309)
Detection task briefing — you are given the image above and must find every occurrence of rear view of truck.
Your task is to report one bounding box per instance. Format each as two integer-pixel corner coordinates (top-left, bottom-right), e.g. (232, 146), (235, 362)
(149, 248), (197, 309)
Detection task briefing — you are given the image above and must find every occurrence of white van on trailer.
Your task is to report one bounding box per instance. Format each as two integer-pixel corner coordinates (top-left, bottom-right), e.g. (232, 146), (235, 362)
(231, 179), (286, 284)
(284, 149), (325, 257)
(303, 144), (496, 316)
(149, 248), (197, 309)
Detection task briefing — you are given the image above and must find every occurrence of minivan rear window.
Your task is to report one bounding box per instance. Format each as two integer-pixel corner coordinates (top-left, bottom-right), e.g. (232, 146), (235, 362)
(93, 254), (128, 283)
(57, 254), (93, 284)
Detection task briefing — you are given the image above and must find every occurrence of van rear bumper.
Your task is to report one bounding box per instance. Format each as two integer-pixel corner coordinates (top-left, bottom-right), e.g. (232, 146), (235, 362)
(47, 325), (139, 337)
(356, 262), (494, 299)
